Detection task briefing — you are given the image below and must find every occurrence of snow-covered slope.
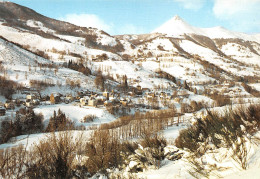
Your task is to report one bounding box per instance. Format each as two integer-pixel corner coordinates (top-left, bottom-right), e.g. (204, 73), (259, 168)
(153, 15), (260, 43)
(0, 2), (125, 63)
(152, 15), (200, 37)
(0, 37), (97, 94)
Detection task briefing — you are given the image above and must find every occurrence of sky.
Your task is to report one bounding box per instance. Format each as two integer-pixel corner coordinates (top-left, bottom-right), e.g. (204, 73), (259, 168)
(10, 0), (260, 35)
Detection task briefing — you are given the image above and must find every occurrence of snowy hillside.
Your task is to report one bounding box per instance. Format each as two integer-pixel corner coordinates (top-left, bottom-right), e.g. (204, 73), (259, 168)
(0, 2), (260, 179)
(0, 37), (97, 92)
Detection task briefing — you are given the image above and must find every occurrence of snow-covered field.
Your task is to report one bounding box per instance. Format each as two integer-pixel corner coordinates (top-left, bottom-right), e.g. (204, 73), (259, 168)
(0, 130), (91, 150)
(34, 104), (116, 128)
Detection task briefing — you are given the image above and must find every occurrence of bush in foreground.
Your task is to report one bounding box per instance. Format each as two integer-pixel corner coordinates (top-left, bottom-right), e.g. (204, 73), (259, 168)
(175, 104), (260, 174)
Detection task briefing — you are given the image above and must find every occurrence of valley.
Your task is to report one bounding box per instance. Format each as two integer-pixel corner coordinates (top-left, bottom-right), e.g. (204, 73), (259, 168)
(0, 1), (260, 178)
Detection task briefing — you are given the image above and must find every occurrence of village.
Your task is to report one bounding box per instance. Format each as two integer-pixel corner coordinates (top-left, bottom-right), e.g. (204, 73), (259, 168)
(0, 84), (183, 118)
(0, 78), (252, 121)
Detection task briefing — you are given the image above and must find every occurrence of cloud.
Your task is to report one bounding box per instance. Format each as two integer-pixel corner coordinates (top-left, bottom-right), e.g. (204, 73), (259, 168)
(59, 14), (113, 33)
(173, 0), (206, 10)
(213, 0), (260, 18)
(213, 0), (260, 33)
(59, 14), (145, 35)
(60, 13), (145, 35)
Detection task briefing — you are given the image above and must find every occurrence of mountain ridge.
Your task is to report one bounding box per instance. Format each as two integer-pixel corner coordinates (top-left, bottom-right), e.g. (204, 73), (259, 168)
(0, 1), (259, 88)
(152, 15), (260, 43)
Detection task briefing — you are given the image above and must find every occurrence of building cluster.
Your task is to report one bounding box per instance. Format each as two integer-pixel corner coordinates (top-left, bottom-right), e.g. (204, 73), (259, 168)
(0, 84), (188, 117)
(78, 90), (133, 107)
(145, 91), (172, 100)
(0, 87), (137, 117)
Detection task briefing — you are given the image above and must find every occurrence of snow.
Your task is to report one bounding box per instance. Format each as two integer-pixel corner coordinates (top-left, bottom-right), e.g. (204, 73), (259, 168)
(226, 167), (260, 179)
(33, 104), (116, 128)
(163, 125), (186, 140)
(138, 158), (190, 179)
(152, 15), (200, 38)
(0, 95), (6, 103)
(0, 36), (101, 95)
(97, 31), (117, 46)
(221, 43), (260, 66)
(92, 60), (176, 89)
(153, 15), (260, 43)
(0, 130), (91, 150)
(0, 133), (45, 150)
(0, 9), (260, 179)
(147, 38), (177, 51)
(138, 130), (260, 179)
(26, 20), (55, 34)
(249, 83), (260, 91)
(0, 22), (122, 63)
(179, 39), (260, 77)
(56, 34), (85, 44)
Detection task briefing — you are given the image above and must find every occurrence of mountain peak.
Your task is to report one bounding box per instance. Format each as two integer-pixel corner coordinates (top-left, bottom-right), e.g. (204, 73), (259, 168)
(152, 15), (197, 36)
(173, 15), (182, 21)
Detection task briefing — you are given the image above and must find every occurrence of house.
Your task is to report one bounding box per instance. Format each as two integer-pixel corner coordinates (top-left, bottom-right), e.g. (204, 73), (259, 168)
(50, 93), (55, 104)
(88, 97), (97, 107)
(120, 98), (128, 106)
(134, 85), (143, 95)
(142, 88), (150, 92)
(0, 106), (6, 116)
(223, 81), (230, 86)
(26, 99), (33, 108)
(146, 92), (156, 99)
(4, 101), (15, 110)
(174, 97), (182, 103)
(109, 92), (116, 99)
(26, 95), (34, 100)
(136, 85), (142, 91)
(104, 100), (112, 106)
(160, 92), (166, 98)
(128, 91), (134, 96)
(96, 95), (106, 103)
(32, 99), (40, 105)
(103, 90), (109, 100)
(80, 98), (87, 106)
(120, 98), (132, 106)
(65, 94), (74, 103)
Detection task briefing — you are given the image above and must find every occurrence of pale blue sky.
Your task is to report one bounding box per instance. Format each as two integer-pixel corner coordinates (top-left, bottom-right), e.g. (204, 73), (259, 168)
(11, 0), (260, 35)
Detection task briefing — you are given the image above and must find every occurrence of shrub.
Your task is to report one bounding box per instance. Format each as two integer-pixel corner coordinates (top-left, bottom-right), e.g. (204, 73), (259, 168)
(94, 73), (105, 91)
(84, 129), (121, 175)
(175, 127), (200, 152)
(139, 132), (167, 160)
(0, 145), (27, 179)
(0, 110), (43, 144)
(0, 76), (19, 99)
(45, 109), (75, 132)
(175, 104), (260, 169)
(26, 132), (85, 179)
(67, 60), (91, 76)
(176, 104), (260, 149)
(1, 131), (88, 179)
(81, 115), (97, 123)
